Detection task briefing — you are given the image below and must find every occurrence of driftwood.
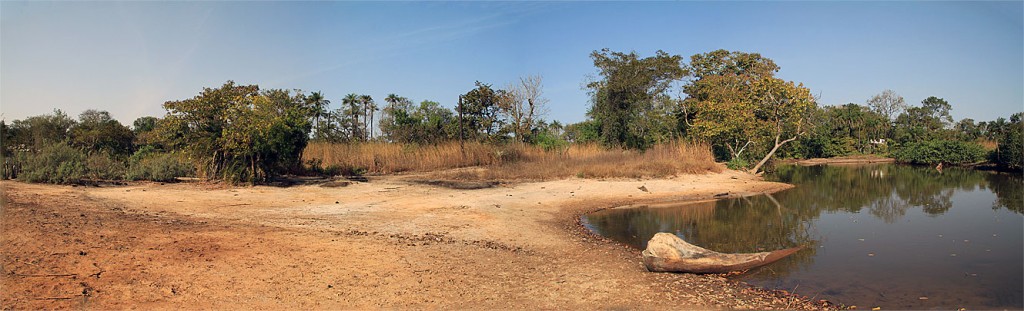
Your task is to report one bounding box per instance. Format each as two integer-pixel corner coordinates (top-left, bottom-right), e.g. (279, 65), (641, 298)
(642, 232), (802, 274)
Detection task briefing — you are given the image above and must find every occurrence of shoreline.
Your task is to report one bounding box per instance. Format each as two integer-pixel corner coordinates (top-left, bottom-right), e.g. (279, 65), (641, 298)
(790, 155), (895, 166)
(1, 170), (831, 310)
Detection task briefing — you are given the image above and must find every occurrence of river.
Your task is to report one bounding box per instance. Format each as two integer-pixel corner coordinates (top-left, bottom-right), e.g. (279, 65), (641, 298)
(583, 164), (1023, 310)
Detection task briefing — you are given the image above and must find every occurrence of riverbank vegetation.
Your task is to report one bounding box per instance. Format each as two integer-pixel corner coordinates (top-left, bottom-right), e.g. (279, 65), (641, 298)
(2, 49), (1020, 185)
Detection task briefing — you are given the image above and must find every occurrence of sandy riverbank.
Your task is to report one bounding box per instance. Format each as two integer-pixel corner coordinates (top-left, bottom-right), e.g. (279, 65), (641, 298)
(1, 169), (834, 310)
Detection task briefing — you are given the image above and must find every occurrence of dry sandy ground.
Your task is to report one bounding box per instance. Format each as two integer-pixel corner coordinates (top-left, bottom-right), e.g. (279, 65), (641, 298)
(1, 169), (835, 310)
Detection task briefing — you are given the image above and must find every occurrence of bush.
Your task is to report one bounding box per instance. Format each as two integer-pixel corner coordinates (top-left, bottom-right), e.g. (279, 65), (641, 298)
(85, 153), (126, 180)
(126, 149), (192, 182)
(726, 157), (749, 170)
(892, 140), (987, 165)
(534, 131), (569, 152)
(19, 143), (87, 184)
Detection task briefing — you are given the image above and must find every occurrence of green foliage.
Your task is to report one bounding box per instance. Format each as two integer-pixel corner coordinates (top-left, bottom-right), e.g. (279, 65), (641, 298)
(19, 143), (87, 184)
(683, 50), (815, 173)
(381, 100), (457, 144)
(993, 113), (1023, 171)
(726, 157), (749, 170)
(160, 81), (312, 183)
(70, 110), (135, 156)
(563, 120), (601, 144)
(533, 130), (568, 152)
(586, 49), (685, 150)
(891, 140), (987, 165)
(866, 89), (906, 122)
(5, 110), (76, 152)
(126, 147), (191, 182)
(85, 153), (126, 180)
(133, 116), (159, 133)
(457, 82), (506, 142)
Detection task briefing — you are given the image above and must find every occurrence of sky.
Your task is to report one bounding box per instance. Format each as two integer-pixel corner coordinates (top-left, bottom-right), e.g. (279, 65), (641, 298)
(2, 1), (1022, 127)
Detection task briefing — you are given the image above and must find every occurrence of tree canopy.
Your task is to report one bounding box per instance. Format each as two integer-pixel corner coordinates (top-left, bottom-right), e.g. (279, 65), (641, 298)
(586, 49), (685, 149)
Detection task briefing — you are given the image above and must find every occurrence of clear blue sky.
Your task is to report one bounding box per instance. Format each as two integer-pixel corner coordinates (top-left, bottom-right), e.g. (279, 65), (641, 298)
(2, 1), (1021, 126)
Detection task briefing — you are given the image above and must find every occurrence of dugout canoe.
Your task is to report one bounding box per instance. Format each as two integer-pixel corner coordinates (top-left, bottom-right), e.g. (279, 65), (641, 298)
(642, 232), (802, 274)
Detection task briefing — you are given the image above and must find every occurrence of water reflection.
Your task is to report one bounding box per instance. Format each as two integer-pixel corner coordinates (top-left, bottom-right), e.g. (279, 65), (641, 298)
(771, 164), (1020, 221)
(584, 164), (1023, 309)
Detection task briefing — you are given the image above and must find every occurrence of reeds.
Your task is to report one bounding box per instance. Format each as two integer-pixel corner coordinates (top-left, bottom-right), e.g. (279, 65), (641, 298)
(302, 141), (721, 181)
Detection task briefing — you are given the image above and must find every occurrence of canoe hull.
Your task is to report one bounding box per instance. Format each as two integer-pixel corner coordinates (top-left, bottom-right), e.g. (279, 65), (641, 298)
(641, 233), (802, 274)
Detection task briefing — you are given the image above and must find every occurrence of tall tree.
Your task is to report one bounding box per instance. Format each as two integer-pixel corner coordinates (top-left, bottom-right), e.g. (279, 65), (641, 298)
(892, 96), (955, 143)
(746, 78), (816, 174)
(458, 81), (506, 141)
(683, 50), (817, 173)
(586, 49), (685, 149)
(70, 110), (135, 156)
(501, 75), (549, 143)
(919, 96), (953, 128)
(7, 109), (76, 152)
(161, 81), (312, 183)
(683, 50), (781, 161)
(866, 89), (906, 122)
(360, 94), (376, 140)
(342, 93), (364, 141)
(306, 91), (330, 139)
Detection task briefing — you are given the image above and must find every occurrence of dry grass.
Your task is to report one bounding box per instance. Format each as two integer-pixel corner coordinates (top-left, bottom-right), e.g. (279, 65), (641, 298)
(303, 141), (722, 181)
(978, 140), (998, 151)
(304, 141), (501, 174)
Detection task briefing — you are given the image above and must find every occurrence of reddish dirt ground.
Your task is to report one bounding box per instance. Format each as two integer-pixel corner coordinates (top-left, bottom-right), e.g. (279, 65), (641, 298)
(1, 171), (833, 310)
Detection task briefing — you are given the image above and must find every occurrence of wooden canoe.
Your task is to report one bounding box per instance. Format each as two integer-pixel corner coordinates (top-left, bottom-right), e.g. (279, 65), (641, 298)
(642, 232), (802, 274)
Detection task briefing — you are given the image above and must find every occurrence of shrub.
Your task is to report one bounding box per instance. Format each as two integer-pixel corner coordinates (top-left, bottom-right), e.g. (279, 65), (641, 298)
(534, 131), (569, 152)
(85, 153), (126, 180)
(726, 157), (749, 170)
(891, 140), (987, 165)
(19, 143), (87, 184)
(126, 150), (192, 182)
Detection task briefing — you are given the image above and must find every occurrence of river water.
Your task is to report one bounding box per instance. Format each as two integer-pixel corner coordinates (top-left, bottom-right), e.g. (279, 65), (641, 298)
(583, 164), (1023, 310)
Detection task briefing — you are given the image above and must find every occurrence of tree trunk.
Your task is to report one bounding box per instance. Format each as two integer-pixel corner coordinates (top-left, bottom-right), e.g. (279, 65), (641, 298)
(749, 134), (797, 174)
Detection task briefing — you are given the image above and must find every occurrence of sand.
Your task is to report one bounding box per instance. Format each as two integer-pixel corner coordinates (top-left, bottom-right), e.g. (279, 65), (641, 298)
(1, 169), (836, 310)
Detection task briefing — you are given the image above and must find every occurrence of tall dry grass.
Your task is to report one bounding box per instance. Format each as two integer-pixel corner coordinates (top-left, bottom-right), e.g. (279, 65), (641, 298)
(302, 141), (721, 181)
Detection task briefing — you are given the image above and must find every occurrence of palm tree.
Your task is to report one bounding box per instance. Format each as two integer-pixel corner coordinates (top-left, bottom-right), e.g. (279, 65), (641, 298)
(307, 91), (329, 139)
(343, 93), (361, 141)
(359, 94), (376, 140)
(384, 94), (400, 113)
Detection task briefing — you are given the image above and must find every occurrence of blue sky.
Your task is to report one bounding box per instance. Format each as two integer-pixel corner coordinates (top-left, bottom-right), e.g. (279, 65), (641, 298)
(2, 1), (1021, 126)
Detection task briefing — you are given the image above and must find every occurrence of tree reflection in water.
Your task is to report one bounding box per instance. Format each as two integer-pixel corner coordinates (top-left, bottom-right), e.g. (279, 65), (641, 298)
(584, 163), (1023, 279)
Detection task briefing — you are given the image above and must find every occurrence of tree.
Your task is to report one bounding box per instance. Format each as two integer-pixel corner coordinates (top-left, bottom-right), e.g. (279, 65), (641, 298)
(360, 95), (377, 140)
(892, 96), (955, 144)
(306, 91), (330, 139)
(683, 50), (781, 161)
(563, 120), (601, 144)
(458, 81), (506, 142)
(500, 75), (549, 143)
(682, 50), (817, 173)
(133, 116), (159, 134)
(69, 110), (134, 156)
(380, 94), (412, 142)
(866, 89), (906, 122)
(817, 103), (889, 154)
(586, 49), (685, 149)
(341, 93), (365, 141)
(954, 118), (981, 141)
(160, 81), (312, 183)
(746, 78), (816, 174)
(7, 109), (76, 152)
(920, 96), (953, 128)
(994, 112), (1023, 171)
